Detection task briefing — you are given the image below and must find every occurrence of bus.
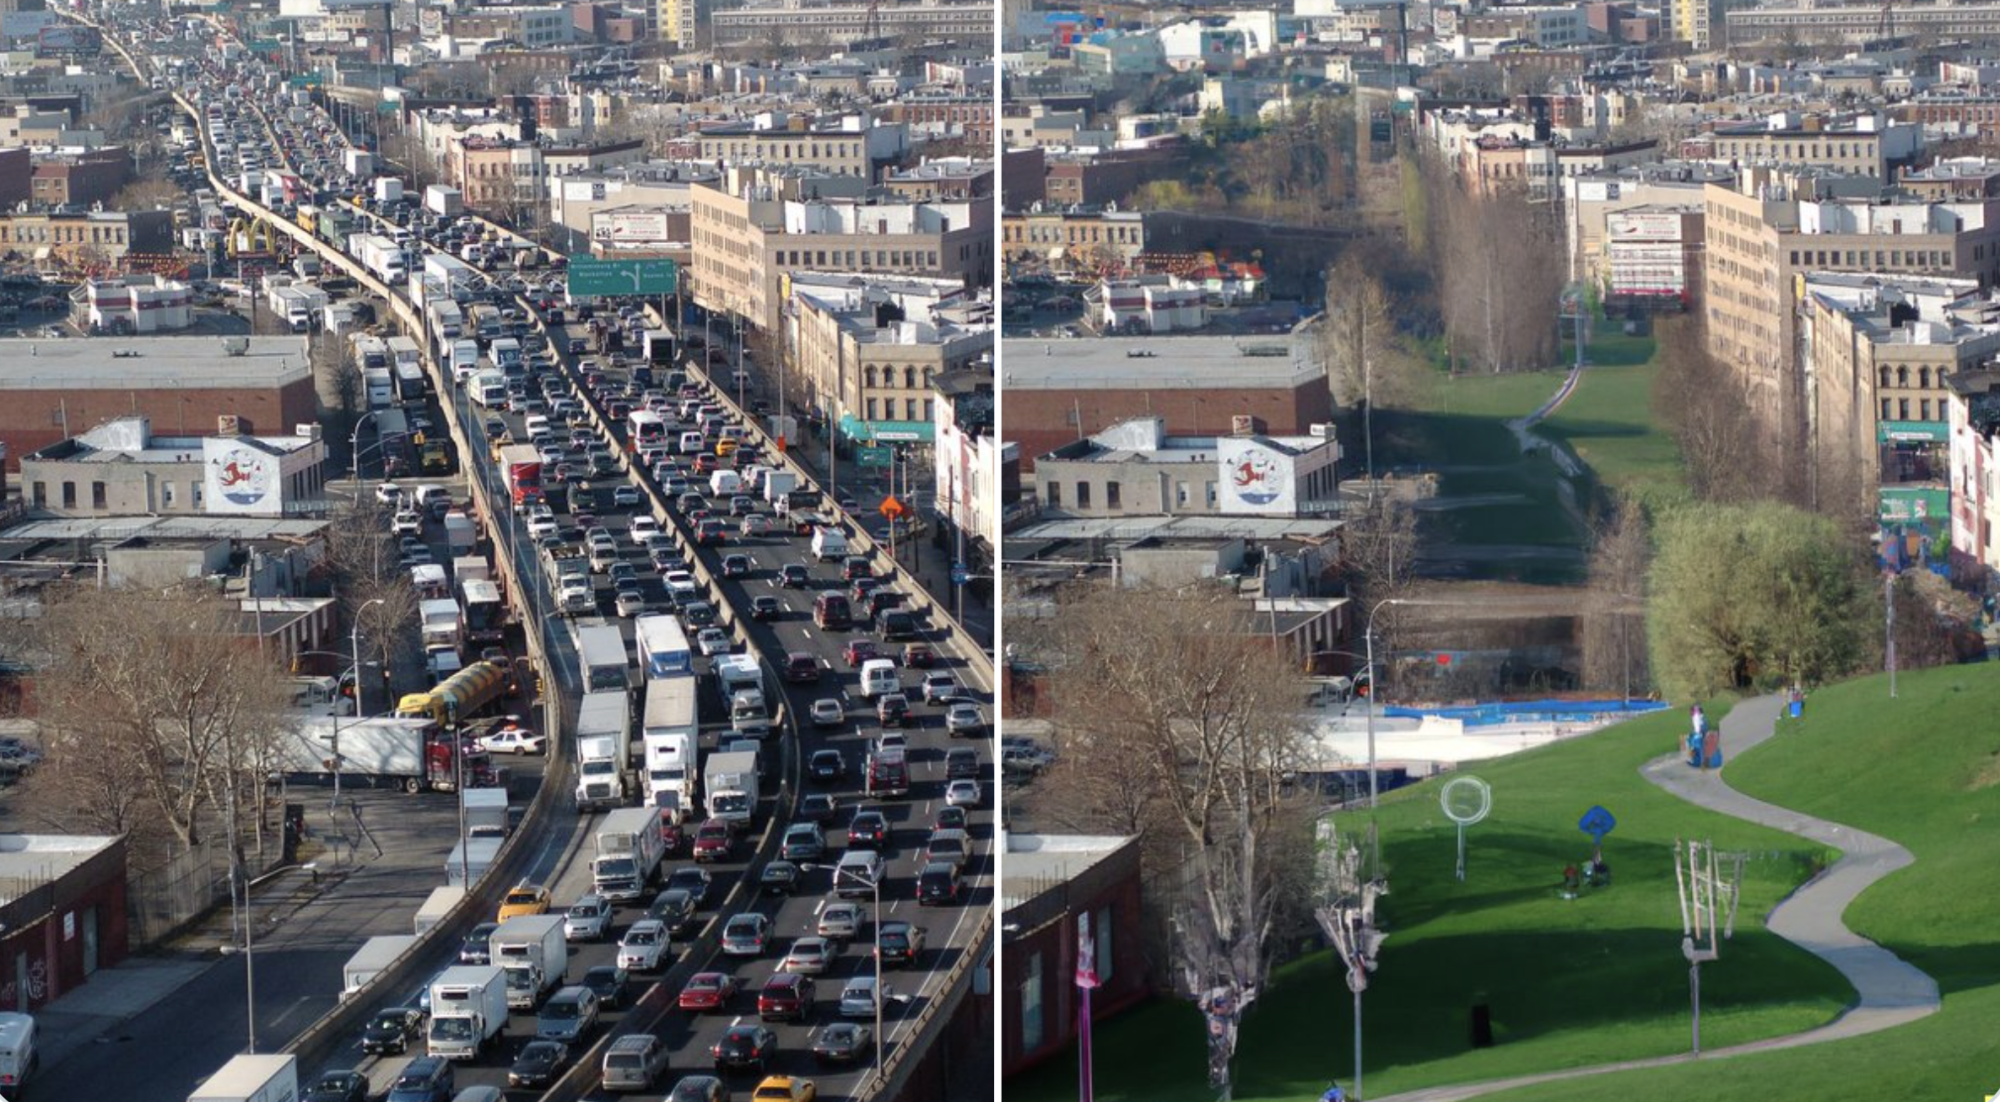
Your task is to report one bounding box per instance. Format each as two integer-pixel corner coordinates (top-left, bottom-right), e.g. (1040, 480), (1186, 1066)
(633, 614), (693, 680)
(387, 335), (425, 400)
(573, 620), (630, 694)
(628, 410), (668, 454)
(350, 333), (389, 371)
(460, 577), (504, 645)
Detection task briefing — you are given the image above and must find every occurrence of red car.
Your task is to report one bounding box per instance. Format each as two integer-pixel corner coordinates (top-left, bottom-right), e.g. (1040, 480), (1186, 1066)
(757, 973), (816, 1022)
(692, 818), (733, 863)
(901, 643), (935, 668)
(678, 971), (740, 1012)
(785, 652), (821, 684)
(843, 639), (881, 668)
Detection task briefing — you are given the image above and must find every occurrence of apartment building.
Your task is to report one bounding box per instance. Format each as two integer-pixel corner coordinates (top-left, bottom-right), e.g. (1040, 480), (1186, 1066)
(788, 273), (992, 444)
(695, 113), (909, 180)
(449, 136), (646, 211)
(1728, 0), (2000, 44)
(691, 166), (990, 331)
(1000, 208), (1148, 268)
(1799, 273), (2000, 526)
(0, 209), (172, 265)
(1705, 114), (1921, 182)
(1703, 168), (2000, 425)
(30, 146), (129, 208)
(1946, 367), (2000, 582)
(709, 0), (990, 46)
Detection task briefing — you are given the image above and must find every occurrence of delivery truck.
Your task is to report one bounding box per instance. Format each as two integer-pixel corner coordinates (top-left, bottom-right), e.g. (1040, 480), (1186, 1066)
(444, 835), (503, 887)
(373, 177), (404, 205)
(574, 690), (632, 812)
(342, 934), (419, 998)
(188, 1053), (296, 1102)
(414, 885), (466, 935)
(426, 964), (507, 1060)
(425, 184), (463, 217)
(642, 677), (698, 802)
(491, 914), (566, 1010)
(462, 786), (510, 838)
(591, 806), (665, 902)
(498, 444), (543, 510)
(704, 749), (760, 831)
(443, 511), (476, 556)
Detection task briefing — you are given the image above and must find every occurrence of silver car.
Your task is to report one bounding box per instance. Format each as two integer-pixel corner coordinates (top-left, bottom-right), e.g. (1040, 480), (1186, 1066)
(817, 901), (865, 941)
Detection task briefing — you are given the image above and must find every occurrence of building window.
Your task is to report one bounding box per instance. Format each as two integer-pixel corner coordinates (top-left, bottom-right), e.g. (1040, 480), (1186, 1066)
(1106, 481), (1122, 510)
(161, 481), (174, 509)
(1898, 366), (1909, 387)
(1021, 951), (1045, 1051)
(60, 481), (74, 509)
(1921, 399), (1932, 420)
(91, 481), (106, 510)
(1176, 480), (1190, 506)
(1900, 398), (1911, 420)
(30, 482), (44, 508)
(1076, 482), (1091, 509)
(1206, 482), (1218, 507)
(191, 481), (202, 507)
(1880, 367), (1892, 389)
(1045, 481), (1061, 508)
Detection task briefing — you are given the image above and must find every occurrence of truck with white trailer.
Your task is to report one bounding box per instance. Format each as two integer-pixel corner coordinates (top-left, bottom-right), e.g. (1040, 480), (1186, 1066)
(444, 835), (503, 886)
(574, 690), (632, 812)
(273, 715), (479, 793)
(187, 1053), (297, 1102)
(591, 806), (665, 902)
(341, 934), (418, 999)
(491, 914), (567, 1010)
(426, 964), (508, 1060)
(348, 231), (406, 285)
(414, 885), (466, 934)
(642, 677), (698, 802)
(462, 786), (510, 838)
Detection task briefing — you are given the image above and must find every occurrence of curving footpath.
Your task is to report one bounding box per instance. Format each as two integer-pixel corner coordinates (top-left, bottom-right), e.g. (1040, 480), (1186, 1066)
(1377, 693), (1940, 1102)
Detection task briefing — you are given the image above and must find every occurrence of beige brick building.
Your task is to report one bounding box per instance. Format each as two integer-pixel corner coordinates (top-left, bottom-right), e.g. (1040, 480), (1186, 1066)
(788, 274), (991, 443)
(690, 166), (990, 332)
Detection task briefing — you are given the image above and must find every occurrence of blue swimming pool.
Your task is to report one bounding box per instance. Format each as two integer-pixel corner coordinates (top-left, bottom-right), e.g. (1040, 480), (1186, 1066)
(1381, 699), (1670, 727)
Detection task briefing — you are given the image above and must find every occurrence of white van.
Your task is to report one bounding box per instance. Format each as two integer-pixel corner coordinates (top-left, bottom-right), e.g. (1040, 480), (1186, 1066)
(679, 431), (705, 455)
(0, 1012), (37, 1093)
(859, 658), (898, 700)
(473, 371), (508, 409)
(709, 469), (742, 497)
(811, 526), (849, 562)
(524, 414), (551, 438)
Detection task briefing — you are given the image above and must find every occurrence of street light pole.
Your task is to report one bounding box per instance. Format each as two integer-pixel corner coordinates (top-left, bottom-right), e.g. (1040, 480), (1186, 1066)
(349, 409), (380, 495)
(1362, 596), (1407, 810)
(830, 861), (885, 1087)
(337, 597), (386, 817)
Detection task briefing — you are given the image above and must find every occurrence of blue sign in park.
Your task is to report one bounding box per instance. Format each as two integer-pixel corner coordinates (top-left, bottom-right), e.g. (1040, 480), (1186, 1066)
(951, 562), (968, 586)
(1578, 805), (1617, 844)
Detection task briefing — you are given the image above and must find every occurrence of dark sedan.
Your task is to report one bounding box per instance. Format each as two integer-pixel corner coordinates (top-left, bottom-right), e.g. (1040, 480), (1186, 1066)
(580, 964), (631, 1010)
(710, 1023), (777, 1072)
(361, 1007), (424, 1055)
(509, 1039), (570, 1088)
(809, 749), (846, 783)
(304, 1070), (370, 1102)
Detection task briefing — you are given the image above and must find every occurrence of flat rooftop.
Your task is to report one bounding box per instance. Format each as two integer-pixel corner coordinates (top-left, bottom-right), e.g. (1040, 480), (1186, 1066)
(1002, 833), (1132, 912)
(0, 835), (118, 904)
(0, 516), (328, 542)
(1003, 335), (1321, 391)
(0, 337), (311, 390)
(1010, 514), (1343, 542)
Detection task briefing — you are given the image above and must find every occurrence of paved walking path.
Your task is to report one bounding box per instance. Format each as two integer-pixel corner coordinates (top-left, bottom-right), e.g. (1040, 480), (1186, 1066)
(1377, 693), (1940, 1102)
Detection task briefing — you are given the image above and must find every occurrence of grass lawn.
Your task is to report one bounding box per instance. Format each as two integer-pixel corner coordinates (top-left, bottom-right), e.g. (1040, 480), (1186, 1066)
(1481, 665), (2000, 1102)
(1408, 368), (1568, 422)
(1006, 706), (1853, 1102)
(1537, 363), (1687, 509)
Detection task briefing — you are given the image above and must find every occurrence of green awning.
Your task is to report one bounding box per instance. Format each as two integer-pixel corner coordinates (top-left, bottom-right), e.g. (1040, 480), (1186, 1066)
(1877, 420), (1947, 443)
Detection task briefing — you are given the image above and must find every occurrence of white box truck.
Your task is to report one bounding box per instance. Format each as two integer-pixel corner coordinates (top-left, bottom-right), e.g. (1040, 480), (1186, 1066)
(492, 914), (567, 1010)
(762, 469), (798, 504)
(574, 691), (631, 812)
(463, 786), (510, 838)
(342, 933), (419, 998)
(443, 512), (476, 556)
(374, 177), (404, 205)
(426, 964), (507, 1060)
(715, 654), (761, 698)
(343, 148), (375, 178)
(444, 835), (504, 886)
(642, 678), (698, 803)
(414, 885), (466, 935)
(425, 184), (463, 217)
(188, 1053), (296, 1102)
(591, 806), (665, 902)
(703, 749), (760, 831)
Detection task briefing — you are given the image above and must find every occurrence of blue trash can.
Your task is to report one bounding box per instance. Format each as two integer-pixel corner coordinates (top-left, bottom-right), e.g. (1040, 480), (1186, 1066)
(1789, 700), (1803, 719)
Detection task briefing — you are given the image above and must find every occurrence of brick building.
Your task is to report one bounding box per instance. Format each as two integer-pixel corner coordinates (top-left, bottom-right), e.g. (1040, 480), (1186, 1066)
(1043, 146), (1188, 208)
(30, 147), (130, 208)
(1001, 834), (1148, 1076)
(0, 834), (129, 1012)
(0, 146), (28, 207)
(0, 336), (316, 475)
(1001, 334), (1334, 470)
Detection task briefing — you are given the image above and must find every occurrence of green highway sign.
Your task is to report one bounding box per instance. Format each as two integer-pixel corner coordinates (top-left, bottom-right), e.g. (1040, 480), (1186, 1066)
(856, 446), (892, 468)
(566, 256), (678, 297)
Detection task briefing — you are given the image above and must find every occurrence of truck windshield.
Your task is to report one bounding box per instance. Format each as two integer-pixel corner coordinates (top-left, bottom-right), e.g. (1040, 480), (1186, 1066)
(712, 794), (749, 815)
(581, 760), (615, 777)
(598, 859), (636, 877)
(431, 1017), (474, 1041)
(505, 967), (534, 992)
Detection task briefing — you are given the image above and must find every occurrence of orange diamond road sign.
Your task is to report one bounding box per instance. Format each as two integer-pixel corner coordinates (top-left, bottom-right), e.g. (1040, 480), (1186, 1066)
(879, 496), (908, 519)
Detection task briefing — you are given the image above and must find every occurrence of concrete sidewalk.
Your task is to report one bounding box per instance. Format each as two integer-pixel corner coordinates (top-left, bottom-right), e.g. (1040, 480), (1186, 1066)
(1377, 693), (1940, 1102)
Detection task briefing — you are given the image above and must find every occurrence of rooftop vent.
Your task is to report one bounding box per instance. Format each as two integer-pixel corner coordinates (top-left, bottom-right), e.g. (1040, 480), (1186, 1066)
(222, 336), (250, 357)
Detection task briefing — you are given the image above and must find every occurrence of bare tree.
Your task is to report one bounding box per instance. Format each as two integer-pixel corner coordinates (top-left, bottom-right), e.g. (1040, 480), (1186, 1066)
(1652, 316), (1763, 502)
(1579, 499), (1651, 696)
(32, 583), (290, 854)
(1424, 156), (1561, 373)
(111, 178), (184, 212)
(1041, 584), (1315, 1099)
(312, 332), (363, 419)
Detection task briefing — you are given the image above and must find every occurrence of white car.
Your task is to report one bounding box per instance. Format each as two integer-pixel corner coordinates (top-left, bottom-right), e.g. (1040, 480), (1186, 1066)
(810, 698), (845, 728)
(615, 590), (647, 618)
(629, 515), (661, 545)
(613, 485), (642, 508)
(816, 902), (865, 941)
(564, 895), (613, 941)
(526, 512), (558, 539)
(663, 571), (698, 599)
(782, 936), (833, 975)
(696, 628), (731, 656)
(945, 779), (982, 808)
(617, 919), (669, 971)
(375, 481), (404, 505)
(391, 511), (423, 537)
(477, 727), (545, 755)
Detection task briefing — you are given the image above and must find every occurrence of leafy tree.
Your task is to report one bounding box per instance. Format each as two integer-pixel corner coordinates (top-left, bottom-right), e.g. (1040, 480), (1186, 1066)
(1646, 502), (1870, 700)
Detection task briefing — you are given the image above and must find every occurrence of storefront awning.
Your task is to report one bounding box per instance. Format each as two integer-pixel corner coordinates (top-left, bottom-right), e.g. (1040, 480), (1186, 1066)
(1878, 419), (1948, 444)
